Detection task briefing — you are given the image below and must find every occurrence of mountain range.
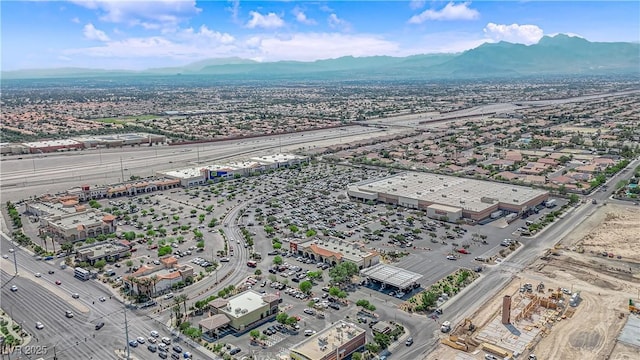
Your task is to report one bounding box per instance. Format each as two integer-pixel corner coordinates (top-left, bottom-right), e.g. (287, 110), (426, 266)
(3, 35), (639, 80)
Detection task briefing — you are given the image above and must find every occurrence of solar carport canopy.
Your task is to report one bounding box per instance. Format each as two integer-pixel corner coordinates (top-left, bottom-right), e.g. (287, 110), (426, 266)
(360, 263), (423, 290)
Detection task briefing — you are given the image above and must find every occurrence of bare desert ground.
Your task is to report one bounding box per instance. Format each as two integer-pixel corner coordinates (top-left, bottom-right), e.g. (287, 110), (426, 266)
(426, 204), (640, 360)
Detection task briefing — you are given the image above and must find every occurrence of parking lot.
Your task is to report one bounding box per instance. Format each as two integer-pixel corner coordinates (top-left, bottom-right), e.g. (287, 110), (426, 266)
(24, 162), (568, 358)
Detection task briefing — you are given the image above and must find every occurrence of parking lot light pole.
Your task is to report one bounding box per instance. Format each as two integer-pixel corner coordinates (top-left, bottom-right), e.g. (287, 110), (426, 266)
(12, 244), (18, 275)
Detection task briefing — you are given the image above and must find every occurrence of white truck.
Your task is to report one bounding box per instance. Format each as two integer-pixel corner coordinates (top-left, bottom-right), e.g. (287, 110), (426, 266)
(441, 321), (451, 333)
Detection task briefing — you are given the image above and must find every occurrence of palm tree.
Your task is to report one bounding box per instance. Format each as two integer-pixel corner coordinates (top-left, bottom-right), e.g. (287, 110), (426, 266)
(176, 294), (188, 318)
(150, 275), (159, 297)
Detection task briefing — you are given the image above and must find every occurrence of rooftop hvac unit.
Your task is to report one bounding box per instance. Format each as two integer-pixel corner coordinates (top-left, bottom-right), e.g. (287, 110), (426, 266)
(416, 192), (422, 195)
(418, 181), (423, 183)
(513, 199), (519, 203)
(403, 185), (408, 188)
(442, 194), (447, 198)
(241, 309), (248, 314)
(401, 178), (405, 180)
(235, 308), (241, 314)
(512, 188), (518, 192)
(463, 189), (469, 193)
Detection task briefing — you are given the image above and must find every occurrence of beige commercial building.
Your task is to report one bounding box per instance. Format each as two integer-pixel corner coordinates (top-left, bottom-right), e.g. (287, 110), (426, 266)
(27, 198), (117, 243)
(289, 237), (379, 269)
(206, 290), (280, 333)
(124, 257), (194, 298)
(76, 241), (130, 265)
(290, 320), (366, 360)
(347, 172), (549, 221)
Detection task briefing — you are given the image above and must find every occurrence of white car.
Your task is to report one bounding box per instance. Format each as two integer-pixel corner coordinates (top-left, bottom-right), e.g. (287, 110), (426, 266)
(8, 249), (14, 253)
(10, 285), (18, 292)
(150, 330), (159, 338)
(2, 255), (8, 259)
(446, 255), (457, 260)
(34, 272), (42, 277)
(136, 336), (145, 344)
(35, 322), (44, 330)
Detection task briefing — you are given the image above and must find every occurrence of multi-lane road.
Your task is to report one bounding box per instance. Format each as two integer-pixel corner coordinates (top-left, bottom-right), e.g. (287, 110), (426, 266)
(0, 126), (393, 203)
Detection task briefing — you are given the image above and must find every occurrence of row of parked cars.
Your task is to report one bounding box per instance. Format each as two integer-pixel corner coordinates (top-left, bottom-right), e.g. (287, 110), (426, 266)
(190, 257), (213, 267)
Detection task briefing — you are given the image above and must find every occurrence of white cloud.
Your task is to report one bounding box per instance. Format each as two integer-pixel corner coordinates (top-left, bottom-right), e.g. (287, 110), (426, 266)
(180, 25), (235, 44)
(226, 0), (240, 24)
(328, 13), (350, 31)
(409, 1), (426, 10)
(246, 11), (285, 29)
(71, 0), (201, 29)
(292, 7), (316, 25)
(71, 17), (80, 24)
(63, 31), (400, 68)
(483, 23), (544, 45)
(245, 33), (399, 61)
(83, 23), (110, 42)
(409, 2), (479, 24)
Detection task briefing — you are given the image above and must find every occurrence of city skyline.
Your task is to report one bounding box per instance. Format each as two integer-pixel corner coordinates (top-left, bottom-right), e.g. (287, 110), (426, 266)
(2, 1), (639, 70)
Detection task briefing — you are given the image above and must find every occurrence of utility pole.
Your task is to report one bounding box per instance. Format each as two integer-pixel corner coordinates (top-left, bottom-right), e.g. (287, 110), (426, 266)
(279, 135), (282, 153)
(12, 242), (18, 275)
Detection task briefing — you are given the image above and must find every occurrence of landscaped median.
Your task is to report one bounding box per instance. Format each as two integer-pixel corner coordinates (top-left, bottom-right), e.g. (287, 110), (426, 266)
(400, 268), (480, 313)
(0, 311), (31, 354)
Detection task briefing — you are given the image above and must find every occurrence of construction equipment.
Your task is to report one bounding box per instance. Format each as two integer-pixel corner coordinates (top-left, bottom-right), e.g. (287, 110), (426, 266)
(550, 288), (563, 300)
(629, 299), (639, 314)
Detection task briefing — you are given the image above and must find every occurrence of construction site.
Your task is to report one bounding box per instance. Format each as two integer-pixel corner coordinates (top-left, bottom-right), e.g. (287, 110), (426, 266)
(428, 203), (640, 360)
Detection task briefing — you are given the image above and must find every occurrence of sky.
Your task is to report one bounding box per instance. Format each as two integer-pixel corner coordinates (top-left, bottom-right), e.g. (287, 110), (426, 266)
(1, 1), (639, 70)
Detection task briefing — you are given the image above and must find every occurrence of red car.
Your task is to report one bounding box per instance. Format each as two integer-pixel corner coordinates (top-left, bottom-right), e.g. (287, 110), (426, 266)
(55, 280), (62, 285)
(457, 248), (469, 254)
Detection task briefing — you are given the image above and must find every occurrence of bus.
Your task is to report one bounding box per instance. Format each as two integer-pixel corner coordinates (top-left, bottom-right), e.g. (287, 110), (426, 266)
(74, 267), (91, 281)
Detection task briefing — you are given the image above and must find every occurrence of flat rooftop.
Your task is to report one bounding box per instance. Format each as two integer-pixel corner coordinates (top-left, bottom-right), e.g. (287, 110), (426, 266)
(54, 211), (106, 229)
(360, 263), (423, 289)
(250, 153), (305, 164)
(297, 237), (375, 263)
(23, 139), (81, 148)
(77, 242), (129, 258)
(160, 167), (205, 179)
(349, 172), (548, 212)
(219, 290), (268, 319)
(291, 320), (365, 360)
(28, 201), (75, 217)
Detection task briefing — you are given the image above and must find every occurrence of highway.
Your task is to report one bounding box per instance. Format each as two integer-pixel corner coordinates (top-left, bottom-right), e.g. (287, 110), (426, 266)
(0, 126), (393, 202)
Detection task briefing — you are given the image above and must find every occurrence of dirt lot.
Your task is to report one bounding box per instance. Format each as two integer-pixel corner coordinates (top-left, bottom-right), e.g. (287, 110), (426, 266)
(426, 204), (640, 360)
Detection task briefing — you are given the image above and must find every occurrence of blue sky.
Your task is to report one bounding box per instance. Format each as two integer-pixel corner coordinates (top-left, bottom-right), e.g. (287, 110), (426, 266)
(1, 1), (639, 70)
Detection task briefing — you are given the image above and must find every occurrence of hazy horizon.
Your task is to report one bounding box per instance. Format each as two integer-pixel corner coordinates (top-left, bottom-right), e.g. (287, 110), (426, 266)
(2, 1), (639, 71)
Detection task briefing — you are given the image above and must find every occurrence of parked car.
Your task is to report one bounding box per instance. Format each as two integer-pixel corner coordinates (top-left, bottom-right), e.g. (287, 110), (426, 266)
(405, 337), (414, 346)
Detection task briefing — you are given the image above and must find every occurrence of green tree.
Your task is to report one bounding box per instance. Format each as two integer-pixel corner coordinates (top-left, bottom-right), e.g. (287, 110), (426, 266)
(352, 352), (363, 360)
(94, 259), (107, 270)
(299, 281), (313, 294)
(158, 245), (172, 257)
(568, 194), (580, 205)
(285, 316), (298, 327)
(276, 313), (288, 324)
(374, 332), (391, 349)
(273, 256), (283, 265)
(249, 329), (260, 339)
(61, 242), (74, 255)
